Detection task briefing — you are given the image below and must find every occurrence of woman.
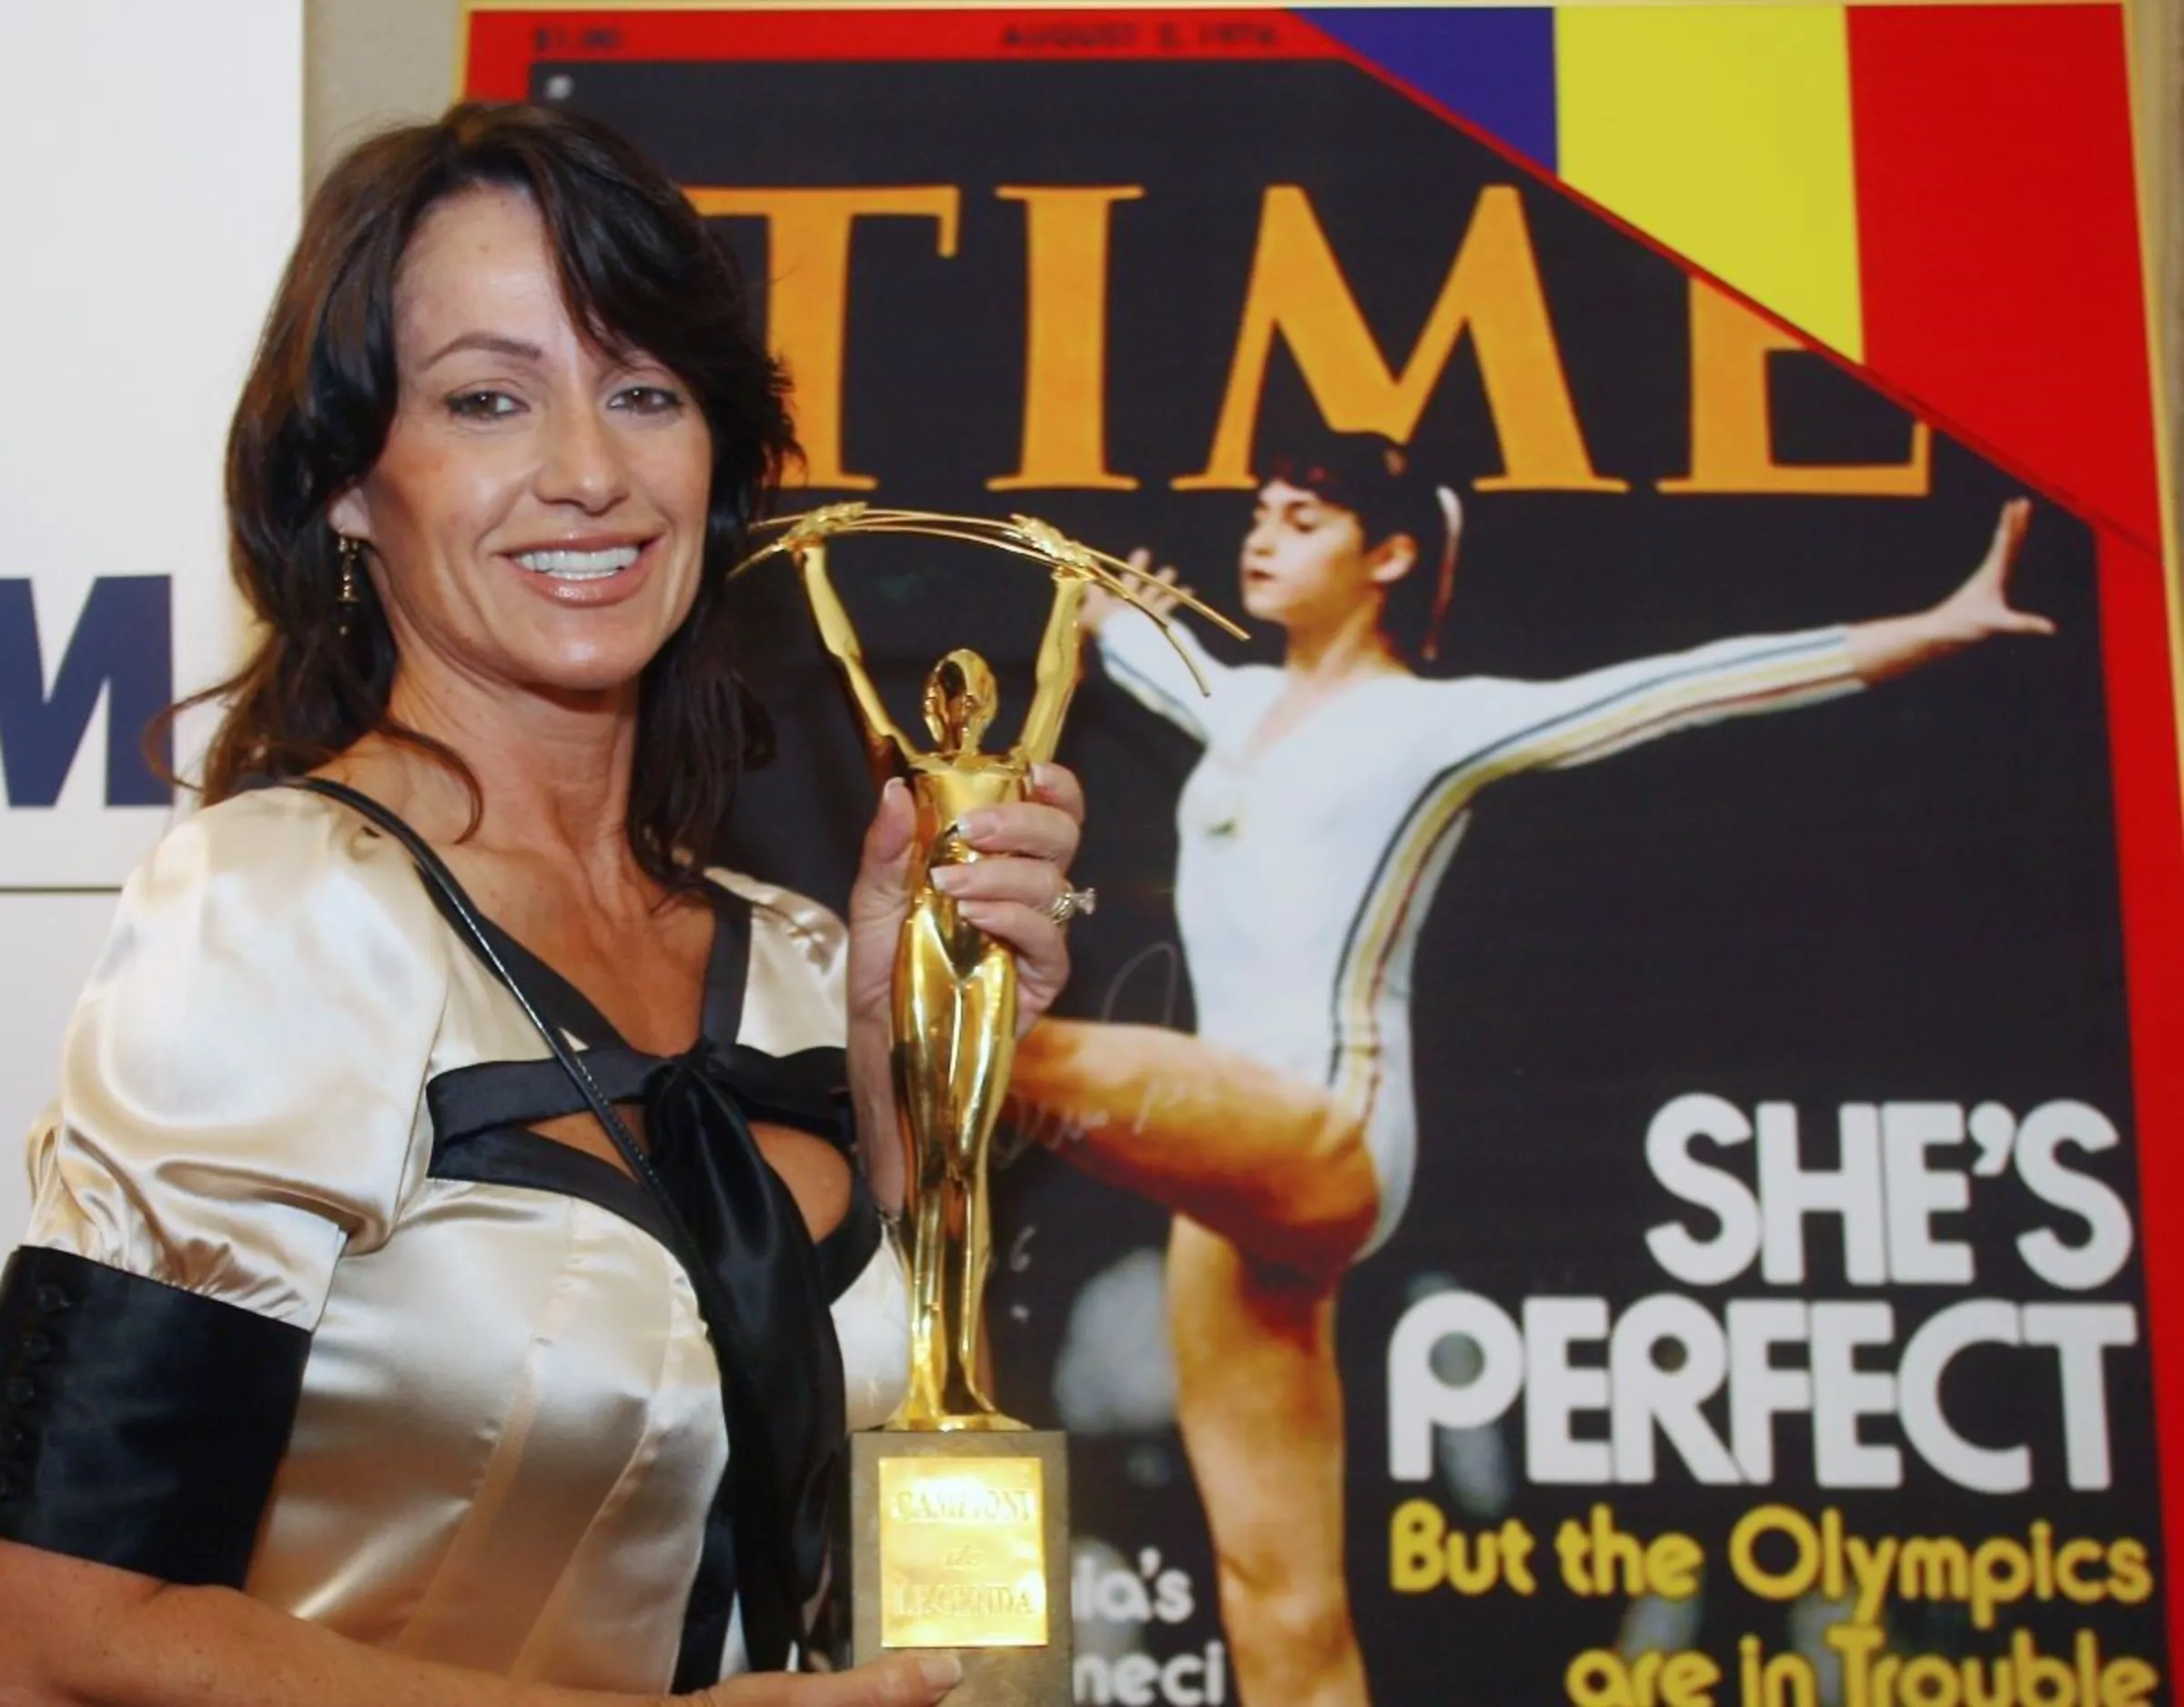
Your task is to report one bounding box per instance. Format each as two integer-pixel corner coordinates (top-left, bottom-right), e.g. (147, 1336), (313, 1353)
(1006, 430), (2048, 1705)
(0, 105), (1084, 1705)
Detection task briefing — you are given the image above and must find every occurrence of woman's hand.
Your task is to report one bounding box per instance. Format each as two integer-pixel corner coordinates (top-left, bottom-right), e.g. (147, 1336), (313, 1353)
(692, 1651), (961, 1706)
(844, 764), (1086, 1029)
(841, 764), (1087, 1207)
(1845, 499), (2053, 684)
(1082, 549), (1186, 635)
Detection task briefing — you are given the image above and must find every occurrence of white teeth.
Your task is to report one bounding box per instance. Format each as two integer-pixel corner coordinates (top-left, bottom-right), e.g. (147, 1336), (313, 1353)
(514, 545), (642, 579)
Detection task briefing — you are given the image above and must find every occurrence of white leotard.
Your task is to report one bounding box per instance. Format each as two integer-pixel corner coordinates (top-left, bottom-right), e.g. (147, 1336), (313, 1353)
(1097, 616), (1860, 1253)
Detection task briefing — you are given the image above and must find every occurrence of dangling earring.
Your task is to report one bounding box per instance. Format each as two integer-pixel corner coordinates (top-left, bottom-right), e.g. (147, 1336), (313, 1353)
(337, 536), (363, 634)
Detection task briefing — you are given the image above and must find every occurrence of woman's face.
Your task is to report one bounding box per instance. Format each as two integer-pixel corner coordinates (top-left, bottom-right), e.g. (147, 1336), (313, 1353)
(329, 186), (713, 705)
(1239, 479), (1411, 633)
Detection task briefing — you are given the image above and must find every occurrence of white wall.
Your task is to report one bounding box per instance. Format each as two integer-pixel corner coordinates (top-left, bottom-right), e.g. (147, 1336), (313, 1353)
(0, 3), (302, 1247)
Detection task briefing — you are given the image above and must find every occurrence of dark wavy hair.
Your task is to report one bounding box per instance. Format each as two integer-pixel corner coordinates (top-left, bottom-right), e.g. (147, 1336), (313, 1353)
(183, 101), (794, 883)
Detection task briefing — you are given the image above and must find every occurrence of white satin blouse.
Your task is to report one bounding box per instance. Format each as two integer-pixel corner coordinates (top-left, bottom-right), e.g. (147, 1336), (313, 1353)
(12, 787), (908, 1689)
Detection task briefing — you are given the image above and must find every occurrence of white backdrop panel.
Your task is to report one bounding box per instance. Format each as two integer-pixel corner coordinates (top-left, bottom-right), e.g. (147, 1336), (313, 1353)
(0, 3), (299, 878)
(1, 2), (300, 1248)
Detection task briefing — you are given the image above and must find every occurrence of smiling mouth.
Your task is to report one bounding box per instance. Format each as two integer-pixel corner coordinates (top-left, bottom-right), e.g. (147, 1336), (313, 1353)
(513, 544), (644, 581)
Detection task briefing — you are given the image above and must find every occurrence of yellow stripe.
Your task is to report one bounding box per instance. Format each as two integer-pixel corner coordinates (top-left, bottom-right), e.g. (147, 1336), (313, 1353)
(1556, 5), (1866, 361)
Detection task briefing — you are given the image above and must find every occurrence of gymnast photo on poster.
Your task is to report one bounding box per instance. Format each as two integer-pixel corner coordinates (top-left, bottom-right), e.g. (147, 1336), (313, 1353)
(1006, 428), (2053, 1707)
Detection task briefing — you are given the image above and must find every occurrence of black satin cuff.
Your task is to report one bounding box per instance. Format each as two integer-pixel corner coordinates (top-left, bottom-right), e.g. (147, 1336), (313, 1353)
(0, 1247), (309, 1585)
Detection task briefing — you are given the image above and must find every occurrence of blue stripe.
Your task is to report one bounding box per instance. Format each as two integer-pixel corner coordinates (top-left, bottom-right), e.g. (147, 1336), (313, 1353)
(1300, 6), (1559, 173)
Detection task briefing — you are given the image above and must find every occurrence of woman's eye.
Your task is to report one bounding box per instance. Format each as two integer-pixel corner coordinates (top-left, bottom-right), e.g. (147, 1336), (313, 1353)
(612, 384), (685, 416)
(445, 389), (520, 420)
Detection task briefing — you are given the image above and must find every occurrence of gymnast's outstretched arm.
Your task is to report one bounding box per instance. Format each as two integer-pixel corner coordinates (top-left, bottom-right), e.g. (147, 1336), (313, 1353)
(1447, 498), (2050, 780)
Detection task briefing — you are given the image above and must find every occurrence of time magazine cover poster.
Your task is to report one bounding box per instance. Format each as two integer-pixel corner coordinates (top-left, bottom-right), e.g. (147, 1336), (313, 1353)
(468, 8), (2179, 1702)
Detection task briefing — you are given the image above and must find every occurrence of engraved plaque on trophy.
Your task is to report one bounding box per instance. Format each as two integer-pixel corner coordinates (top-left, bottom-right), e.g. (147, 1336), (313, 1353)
(733, 507), (1238, 1703)
(848, 1431), (1070, 1700)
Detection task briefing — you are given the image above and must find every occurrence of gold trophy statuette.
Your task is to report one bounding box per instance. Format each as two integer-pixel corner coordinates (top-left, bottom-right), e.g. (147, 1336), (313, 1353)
(733, 507), (1238, 1702)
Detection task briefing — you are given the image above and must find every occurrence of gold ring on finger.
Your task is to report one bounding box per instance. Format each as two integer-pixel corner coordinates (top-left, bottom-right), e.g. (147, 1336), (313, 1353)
(1046, 884), (1097, 924)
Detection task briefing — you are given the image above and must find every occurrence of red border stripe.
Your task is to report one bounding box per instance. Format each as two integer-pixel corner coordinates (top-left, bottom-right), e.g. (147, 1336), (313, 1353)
(1850, 5), (2159, 551)
(466, 7), (1338, 98)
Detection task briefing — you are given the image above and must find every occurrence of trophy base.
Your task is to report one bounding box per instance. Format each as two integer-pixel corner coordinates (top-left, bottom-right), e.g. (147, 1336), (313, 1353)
(848, 1429), (1072, 1705)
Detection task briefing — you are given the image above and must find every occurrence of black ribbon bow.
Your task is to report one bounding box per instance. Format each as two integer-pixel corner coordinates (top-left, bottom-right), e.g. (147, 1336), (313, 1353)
(645, 1039), (847, 1682)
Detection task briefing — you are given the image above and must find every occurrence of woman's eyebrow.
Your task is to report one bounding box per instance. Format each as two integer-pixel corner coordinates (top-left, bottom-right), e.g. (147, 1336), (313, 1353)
(421, 331), (545, 369)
